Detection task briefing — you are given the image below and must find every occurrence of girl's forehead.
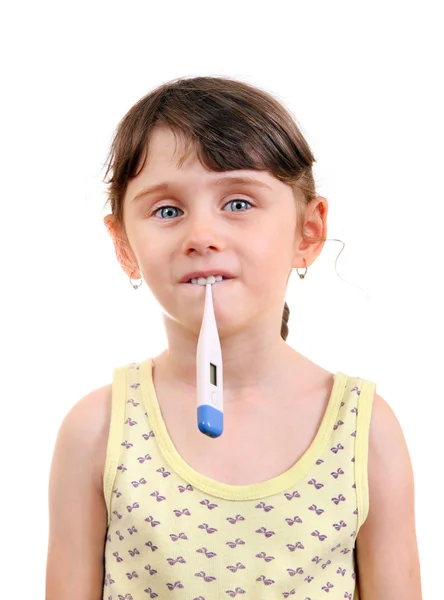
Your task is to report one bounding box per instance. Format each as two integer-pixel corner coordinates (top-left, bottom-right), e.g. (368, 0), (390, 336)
(144, 126), (197, 163)
(127, 125), (295, 207)
(128, 133), (281, 201)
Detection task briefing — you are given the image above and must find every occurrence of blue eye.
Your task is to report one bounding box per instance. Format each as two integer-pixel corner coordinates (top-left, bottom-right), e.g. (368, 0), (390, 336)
(153, 198), (253, 220)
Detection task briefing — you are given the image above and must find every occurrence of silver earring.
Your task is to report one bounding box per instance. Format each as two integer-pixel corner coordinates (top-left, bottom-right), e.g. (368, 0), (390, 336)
(129, 270), (143, 289)
(296, 260), (308, 280)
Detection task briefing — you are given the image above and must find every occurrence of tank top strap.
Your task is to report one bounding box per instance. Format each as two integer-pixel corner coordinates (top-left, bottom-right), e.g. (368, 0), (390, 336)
(331, 375), (376, 536)
(103, 361), (145, 527)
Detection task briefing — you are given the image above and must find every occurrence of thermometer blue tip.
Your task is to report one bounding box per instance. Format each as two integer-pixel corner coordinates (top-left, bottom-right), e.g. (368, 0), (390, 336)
(197, 404), (223, 438)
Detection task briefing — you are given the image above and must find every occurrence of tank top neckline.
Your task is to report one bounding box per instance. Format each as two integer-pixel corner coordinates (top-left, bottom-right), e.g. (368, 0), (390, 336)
(137, 357), (348, 501)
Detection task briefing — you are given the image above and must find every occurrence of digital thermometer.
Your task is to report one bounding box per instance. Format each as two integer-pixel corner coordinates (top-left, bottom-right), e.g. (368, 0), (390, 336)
(196, 282), (223, 437)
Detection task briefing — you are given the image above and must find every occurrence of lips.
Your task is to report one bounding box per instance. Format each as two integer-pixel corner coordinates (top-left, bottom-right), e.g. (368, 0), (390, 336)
(188, 278), (227, 285)
(187, 275), (227, 283)
(184, 277), (234, 288)
(180, 270), (235, 283)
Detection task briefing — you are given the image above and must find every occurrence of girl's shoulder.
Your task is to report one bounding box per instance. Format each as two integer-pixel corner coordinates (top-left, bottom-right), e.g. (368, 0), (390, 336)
(89, 383), (114, 487)
(63, 383), (114, 490)
(47, 385), (112, 595)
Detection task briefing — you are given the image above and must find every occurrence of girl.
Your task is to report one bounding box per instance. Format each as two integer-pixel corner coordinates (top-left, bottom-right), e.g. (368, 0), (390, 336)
(46, 76), (422, 599)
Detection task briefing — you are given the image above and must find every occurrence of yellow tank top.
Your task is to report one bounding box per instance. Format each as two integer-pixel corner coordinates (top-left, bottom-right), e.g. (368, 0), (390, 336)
(102, 358), (375, 600)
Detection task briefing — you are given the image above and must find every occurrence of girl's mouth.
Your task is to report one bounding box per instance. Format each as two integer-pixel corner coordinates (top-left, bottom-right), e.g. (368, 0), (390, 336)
(184, 277), (234, 288)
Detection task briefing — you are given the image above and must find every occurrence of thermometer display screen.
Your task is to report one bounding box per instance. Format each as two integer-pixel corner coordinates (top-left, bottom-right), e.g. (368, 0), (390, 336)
(210, 362), (217, 386)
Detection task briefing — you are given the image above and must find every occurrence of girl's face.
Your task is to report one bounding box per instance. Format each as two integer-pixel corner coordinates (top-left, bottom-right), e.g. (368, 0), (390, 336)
(108, 125), (326, 340)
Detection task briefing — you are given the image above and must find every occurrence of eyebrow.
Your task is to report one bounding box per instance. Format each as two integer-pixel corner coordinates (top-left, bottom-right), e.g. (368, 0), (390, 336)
(130, 175), (273, 203)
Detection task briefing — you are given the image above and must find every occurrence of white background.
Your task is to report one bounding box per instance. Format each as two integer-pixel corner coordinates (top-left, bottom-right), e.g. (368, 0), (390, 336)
(1, 1), (442, 597)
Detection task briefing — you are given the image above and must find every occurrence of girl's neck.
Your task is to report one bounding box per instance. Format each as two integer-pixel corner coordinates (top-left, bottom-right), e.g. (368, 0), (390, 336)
(152, 343), (319, 405)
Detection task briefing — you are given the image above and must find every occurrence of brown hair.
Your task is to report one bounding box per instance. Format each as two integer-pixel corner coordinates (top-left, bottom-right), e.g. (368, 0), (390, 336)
(102, 75), (329, 341)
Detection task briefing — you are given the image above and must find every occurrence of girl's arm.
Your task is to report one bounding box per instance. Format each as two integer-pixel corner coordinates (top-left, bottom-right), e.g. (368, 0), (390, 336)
(45, 386), (111, 600)
(355, 393), (422, 598)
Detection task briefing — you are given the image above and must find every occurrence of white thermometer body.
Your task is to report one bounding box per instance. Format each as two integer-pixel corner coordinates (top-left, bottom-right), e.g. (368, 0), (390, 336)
(196, 282), (223, 437)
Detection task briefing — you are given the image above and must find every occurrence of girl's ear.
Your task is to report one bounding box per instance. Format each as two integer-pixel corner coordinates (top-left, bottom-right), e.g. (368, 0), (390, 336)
(292, 195), (328, 266)
(104, 215), (140, 278)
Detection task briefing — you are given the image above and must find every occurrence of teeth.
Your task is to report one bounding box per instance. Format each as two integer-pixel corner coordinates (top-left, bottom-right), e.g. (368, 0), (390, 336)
(190, 275), (224, 285)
